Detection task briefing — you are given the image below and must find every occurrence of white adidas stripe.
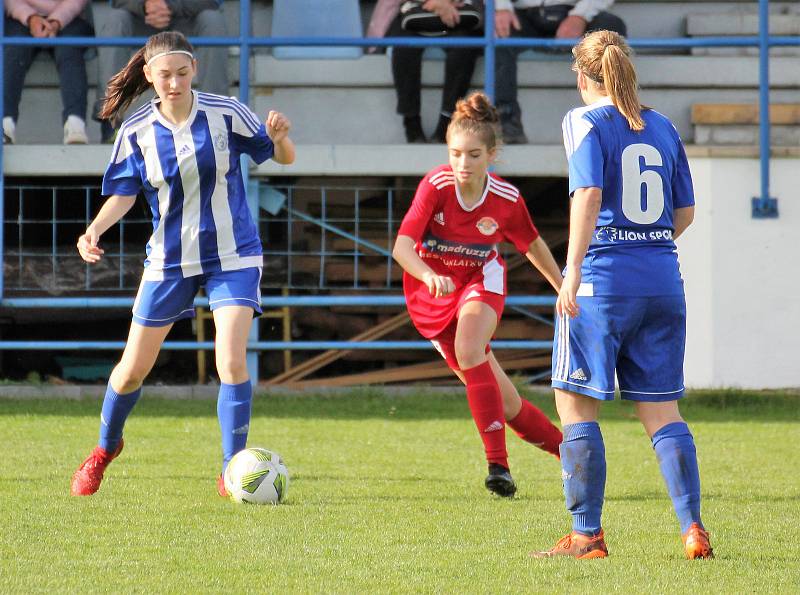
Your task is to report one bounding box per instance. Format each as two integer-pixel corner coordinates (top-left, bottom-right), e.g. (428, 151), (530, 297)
(429, 171), (454, 185)
(489, 177), (519, 194)
(489, 183), (518, 202)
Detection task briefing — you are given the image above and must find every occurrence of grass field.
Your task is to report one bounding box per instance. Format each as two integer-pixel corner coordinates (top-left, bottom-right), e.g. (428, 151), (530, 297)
(1, 388), (799, 593)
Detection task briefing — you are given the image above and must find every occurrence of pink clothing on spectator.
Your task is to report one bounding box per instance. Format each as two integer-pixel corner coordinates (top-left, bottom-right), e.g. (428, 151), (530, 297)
(366, 0), (401, 39)
(4, 0), (88, 29)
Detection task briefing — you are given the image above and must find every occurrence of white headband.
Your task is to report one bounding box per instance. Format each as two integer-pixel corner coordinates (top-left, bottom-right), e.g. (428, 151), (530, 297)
(146, 50), (194, 66)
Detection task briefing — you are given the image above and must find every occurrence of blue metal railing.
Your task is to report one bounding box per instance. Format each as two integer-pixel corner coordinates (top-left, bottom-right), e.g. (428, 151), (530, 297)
(0, 0), (797, 368)
(0, 295), (556, 351)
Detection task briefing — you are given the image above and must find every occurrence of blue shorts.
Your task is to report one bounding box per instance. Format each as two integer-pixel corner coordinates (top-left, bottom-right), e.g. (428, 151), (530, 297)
(551, 295), (686, 402)
(132, 267), (263, 327)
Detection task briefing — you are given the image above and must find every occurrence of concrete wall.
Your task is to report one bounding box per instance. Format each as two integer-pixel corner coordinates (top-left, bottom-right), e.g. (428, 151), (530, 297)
(679, 157), (800, 389)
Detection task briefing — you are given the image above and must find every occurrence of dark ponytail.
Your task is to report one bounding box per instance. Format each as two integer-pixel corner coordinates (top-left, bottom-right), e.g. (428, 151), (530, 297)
(99, 31), (194, 124)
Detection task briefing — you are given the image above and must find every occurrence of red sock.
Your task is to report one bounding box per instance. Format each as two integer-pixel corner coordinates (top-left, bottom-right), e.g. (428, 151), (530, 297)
(507, 399), (562, 458)
(463, 361), (508, 468)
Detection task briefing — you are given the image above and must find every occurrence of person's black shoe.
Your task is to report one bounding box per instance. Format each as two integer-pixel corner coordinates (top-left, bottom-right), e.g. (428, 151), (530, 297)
(501, 113), (529, 145)
(100, 120), (118, 144)
(403, 115), (427, 143)
(485, 463), (517, 497)
(431, 114), (450, 144)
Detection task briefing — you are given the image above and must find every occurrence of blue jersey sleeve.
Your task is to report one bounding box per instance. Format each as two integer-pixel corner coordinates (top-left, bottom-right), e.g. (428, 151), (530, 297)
(672, 138), (695, 209)
(101, 132), (142, 197)
(563, 110), (604, 195)
(229, 99), (275, 164)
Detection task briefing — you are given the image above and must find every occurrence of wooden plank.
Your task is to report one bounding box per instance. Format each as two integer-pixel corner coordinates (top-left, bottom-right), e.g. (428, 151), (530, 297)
(290, 354), (552, 388)
(691, 103), (800, 125)
(264, 311), (411, 385)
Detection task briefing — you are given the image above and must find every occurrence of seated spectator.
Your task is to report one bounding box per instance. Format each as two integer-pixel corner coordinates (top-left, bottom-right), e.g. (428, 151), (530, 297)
(494, 0), (626, 143)
(369, 0), (482, 144)
(3, 0), (93, 144)
(93, 0), (228, 142)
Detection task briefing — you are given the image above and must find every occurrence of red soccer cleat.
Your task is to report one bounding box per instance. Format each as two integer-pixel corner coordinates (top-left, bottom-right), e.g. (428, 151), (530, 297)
(683, 522), (714, 559)
(530, 530), (609, 559)
(70, 440), (124, 496)
(217, 474), (229, 498)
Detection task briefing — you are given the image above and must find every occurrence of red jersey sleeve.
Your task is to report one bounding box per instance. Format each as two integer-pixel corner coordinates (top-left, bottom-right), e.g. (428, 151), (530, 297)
(397, 172), (441, 242)
(503, 195), (540, 254)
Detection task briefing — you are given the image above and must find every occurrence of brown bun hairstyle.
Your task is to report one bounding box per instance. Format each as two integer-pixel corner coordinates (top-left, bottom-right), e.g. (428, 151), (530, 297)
(446, 91), (501, 150)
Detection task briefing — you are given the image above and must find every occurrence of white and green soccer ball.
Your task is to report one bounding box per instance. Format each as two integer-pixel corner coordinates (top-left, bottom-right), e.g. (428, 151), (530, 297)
(223, 447), (289, 504)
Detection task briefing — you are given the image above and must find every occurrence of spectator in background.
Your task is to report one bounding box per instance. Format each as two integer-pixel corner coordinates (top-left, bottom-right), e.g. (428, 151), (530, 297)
(494, 0), (626, 143)
(368, 0), (483, 144)
(94, 0), (228, 142)
(3, 0), (93, 144)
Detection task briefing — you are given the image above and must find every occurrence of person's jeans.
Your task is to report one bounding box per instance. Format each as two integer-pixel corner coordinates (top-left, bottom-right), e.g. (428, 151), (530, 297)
(3, 16), (92, 122)
(495, 6), (627, 110)
(95, 7), (229, 122)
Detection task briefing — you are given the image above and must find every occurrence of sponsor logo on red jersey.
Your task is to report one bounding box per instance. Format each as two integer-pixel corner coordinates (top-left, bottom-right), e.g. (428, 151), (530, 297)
(476, 217), (499, 236)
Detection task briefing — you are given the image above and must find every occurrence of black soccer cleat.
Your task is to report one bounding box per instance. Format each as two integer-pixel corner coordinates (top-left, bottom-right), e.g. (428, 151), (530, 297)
(485, 463), (517, 498)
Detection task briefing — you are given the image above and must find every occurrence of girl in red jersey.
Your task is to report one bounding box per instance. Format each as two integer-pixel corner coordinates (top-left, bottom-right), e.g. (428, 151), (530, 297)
(393, 91), (564, 497)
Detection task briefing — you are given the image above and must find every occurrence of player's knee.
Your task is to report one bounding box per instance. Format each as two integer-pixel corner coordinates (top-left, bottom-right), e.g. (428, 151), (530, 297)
(454, 341), (486, 371)
(111, 364), (148, 393)
(215, 355), (247, 384)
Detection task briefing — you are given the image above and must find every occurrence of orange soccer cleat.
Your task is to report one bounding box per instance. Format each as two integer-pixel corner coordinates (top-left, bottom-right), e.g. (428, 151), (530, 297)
(70, 440), (124, 496)
(683, 523), (714, 559)
(530, 530), (609, 559)
(217, 474), (229, 498)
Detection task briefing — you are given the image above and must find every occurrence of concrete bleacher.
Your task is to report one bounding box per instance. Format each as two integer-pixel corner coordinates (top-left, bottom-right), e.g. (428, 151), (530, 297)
(5, 1), (800, 175)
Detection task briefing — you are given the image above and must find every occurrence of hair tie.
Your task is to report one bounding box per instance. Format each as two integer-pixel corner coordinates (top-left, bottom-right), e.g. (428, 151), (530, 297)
(146, 50), (194, 66)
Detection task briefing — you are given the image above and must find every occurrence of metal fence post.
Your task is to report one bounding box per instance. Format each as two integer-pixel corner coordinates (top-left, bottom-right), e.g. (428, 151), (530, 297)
(752, 0), (779, 218)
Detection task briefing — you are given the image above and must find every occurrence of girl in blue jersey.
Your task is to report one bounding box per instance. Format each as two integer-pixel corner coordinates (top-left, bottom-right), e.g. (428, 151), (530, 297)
(70, 31), (295, 498)
(532, 31), (713, 559)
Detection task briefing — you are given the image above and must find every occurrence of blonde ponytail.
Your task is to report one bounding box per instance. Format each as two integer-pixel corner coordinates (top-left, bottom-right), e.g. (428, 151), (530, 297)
(573, 30), (644, 132)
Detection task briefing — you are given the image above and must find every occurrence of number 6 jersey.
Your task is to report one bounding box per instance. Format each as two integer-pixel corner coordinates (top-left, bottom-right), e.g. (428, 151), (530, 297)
(563, 96), (695, 297)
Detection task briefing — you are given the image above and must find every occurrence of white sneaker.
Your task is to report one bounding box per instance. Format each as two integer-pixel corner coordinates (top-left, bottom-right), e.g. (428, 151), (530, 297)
(3, 117), (15, 144)
(63, 115), (89, 145)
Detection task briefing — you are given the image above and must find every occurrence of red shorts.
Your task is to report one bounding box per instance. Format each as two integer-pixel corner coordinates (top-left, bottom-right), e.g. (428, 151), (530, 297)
(406, 278), (505, 371)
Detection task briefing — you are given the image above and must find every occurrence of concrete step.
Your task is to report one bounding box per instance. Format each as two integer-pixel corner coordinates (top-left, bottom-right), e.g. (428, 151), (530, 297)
(10, 82), (800, 146)
(688, 6), (800, 56)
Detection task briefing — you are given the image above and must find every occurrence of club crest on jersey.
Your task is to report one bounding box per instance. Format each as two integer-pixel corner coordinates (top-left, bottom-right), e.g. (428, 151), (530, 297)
(476, 216), (499, 236)
(214, 132), (228, 151)
(434, 211), (445, 226)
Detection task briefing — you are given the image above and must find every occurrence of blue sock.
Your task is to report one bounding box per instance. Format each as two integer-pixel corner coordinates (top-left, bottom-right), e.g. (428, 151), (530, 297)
(560, 422), (606, 537)
(217, 380), (253, 473)
(98, 383), (142, 452)
(652, 421), (703, 534)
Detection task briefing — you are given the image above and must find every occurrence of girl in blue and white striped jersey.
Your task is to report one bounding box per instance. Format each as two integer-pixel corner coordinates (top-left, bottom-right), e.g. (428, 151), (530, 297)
(70, 31), (296, 498)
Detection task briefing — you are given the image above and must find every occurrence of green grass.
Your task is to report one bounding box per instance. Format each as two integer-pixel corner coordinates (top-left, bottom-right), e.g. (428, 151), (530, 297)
(1, 389), (799, 593)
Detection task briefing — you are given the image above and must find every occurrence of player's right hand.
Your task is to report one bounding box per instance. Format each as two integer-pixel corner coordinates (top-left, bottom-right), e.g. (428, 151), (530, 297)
(495, 10), (520, 38)
(77, 230), (104, 264)
(556, 267), (581, 318)
(422, 272), (456, 298)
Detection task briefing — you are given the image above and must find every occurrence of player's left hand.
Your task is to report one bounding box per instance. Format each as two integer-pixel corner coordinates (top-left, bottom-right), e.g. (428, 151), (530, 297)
(555, 15), (587, 39)
(556, 267), (581, 318)
(266, 111), (291, 144)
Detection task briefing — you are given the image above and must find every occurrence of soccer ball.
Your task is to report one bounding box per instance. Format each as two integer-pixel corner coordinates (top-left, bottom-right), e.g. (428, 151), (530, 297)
(223, 447), (289, 504)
